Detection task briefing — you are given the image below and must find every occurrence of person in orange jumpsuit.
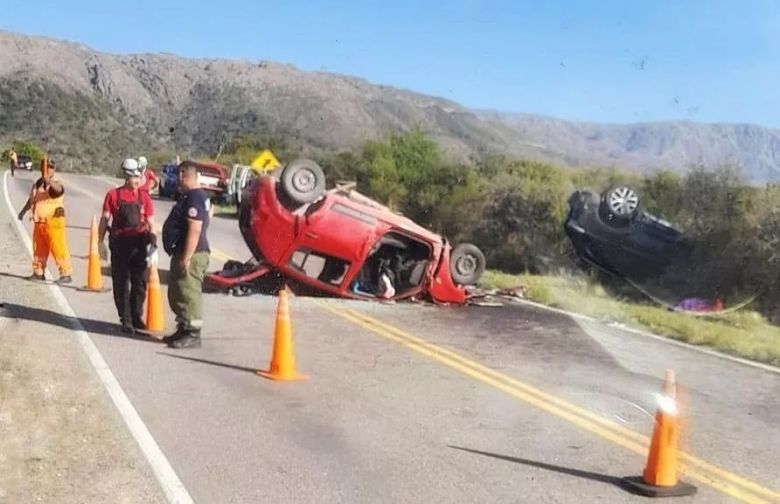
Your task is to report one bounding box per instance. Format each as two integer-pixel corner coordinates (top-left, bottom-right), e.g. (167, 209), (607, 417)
(17, 163), (73, 283)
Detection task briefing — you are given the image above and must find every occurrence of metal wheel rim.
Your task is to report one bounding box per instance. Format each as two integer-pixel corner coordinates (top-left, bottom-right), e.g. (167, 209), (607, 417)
(455, 254), (478, 276)
(292, 169), (316, 193)
(607, 187), (638, 216)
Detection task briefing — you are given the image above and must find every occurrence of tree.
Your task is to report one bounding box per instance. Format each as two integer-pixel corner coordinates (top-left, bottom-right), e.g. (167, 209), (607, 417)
(315, 150), (363, 184)
(474, 161), (569, 273)
(217, 134), (302, 167)
(641, 170), (683, 220)
(358, 128), (464, 226)
(4, 140), (44, 163)
(658, 165), (757, 300)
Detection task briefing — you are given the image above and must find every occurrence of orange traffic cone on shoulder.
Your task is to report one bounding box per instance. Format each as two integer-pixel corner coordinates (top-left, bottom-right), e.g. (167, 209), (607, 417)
(144, 264), (165, 334)
(258, 286), (307, 381)
(79, 216), (109, 292)
(623, 370), (697, 497)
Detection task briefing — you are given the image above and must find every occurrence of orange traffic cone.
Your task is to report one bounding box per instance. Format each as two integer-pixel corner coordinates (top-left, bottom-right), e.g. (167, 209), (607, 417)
(623, 370), (697, 497)
(257, 287), (307, 381)
(144, 264), (165, 333)
(79, 216), (109, 292)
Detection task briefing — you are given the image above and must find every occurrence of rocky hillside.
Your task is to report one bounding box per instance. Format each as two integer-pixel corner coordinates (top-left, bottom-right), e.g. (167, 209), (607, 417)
(478, 111), (780, 183)
(1, 30), (779, 182)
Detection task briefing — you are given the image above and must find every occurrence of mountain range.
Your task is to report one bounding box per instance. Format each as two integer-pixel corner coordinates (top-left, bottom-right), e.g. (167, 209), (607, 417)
(1, 30), (778, 183)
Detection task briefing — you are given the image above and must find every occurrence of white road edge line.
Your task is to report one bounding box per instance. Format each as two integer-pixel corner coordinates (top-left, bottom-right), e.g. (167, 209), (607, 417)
(3, 171), (194, 504)
(509, 297), (780, 375)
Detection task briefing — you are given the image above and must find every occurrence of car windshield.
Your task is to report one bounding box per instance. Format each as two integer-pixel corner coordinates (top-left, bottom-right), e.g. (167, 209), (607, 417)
(350, 232), (430, 298)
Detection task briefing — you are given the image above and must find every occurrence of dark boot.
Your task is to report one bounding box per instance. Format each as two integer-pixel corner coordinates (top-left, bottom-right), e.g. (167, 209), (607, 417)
(55, 275), (72, 285)
(162, 325), (186, 344)
(119, 318), (135, 334)
(167, 329), (202, 349)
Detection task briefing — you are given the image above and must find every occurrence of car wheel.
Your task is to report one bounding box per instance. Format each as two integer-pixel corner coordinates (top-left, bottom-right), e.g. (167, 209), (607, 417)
(602, 186), (640, 220)
(450, 243), (486, 286)
(280, 159), (326, 205)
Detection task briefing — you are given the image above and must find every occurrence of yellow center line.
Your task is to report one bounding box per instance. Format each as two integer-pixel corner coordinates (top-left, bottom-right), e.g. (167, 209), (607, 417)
(211, 249), (233, 263)
(316, 301), (778, 504)
(338, 306), (780, 502)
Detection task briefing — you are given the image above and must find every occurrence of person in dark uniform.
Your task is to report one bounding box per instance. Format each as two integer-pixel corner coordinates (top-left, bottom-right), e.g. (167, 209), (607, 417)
(98, 158), (157, 333)
(162, 160), (211, 348)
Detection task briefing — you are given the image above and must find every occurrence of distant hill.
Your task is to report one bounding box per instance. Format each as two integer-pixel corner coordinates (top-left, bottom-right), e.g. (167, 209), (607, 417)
(1, 30), (779, 182)
(477, 111), (780, 183)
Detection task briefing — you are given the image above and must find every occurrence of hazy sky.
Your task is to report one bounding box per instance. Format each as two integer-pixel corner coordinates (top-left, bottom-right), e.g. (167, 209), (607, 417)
(1, 0), (777, 127)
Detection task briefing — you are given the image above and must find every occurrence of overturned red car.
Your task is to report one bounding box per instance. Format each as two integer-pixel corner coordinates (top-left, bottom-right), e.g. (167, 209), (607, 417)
(206, 159), (486, 304)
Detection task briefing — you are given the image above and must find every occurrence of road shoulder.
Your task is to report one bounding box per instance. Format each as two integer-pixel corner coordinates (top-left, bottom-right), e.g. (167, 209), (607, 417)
(0, 175), (165, 504)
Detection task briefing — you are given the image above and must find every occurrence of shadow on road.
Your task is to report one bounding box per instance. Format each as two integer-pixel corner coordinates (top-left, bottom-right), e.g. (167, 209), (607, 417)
(1, 302), (160, 343)
(0, 271), (88, 291)
(448, 446), (634, 493)
(213, 211), (238, 220)
(157, 353), (260, 374)
(6, 260), (174, 288)
(0, 271), (41, 282)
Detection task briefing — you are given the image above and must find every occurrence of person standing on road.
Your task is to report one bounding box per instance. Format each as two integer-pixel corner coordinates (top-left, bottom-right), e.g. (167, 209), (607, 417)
(98, 158), (157, 333)
(137, 155), (159, 194)
(161, 160), (211, 348)
(17, 162), (73, 283)
(8, 147), (18, 177)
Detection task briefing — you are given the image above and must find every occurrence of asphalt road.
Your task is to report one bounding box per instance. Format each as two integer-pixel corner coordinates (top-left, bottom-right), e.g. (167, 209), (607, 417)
(4, 170), (779, 503)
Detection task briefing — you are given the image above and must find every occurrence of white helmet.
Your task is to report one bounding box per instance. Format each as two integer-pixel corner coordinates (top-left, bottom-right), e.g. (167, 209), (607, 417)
(121, 158), (142, 177)
(137, 156), (148, 170)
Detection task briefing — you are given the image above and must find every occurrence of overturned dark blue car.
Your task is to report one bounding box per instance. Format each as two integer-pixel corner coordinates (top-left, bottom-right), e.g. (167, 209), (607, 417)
(564, 185), (692, 283)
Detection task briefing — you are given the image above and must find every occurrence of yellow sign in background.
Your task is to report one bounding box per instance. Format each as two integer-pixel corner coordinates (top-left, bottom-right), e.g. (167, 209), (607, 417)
(250, 150), (281, 172)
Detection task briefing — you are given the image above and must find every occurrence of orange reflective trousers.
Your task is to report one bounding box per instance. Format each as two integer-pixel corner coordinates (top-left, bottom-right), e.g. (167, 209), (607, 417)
(32, 217), (72, 277)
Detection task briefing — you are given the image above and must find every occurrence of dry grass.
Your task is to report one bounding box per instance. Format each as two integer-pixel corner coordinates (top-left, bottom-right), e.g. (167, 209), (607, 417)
(480, 270), (780, 367)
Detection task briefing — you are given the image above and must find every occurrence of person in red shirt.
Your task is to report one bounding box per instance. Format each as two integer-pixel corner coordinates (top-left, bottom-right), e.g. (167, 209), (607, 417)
(98, 158), (158, 333)
(137, 156), (159, 194)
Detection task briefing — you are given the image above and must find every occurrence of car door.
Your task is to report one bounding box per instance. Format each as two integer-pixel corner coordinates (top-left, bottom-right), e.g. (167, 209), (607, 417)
(278, 198), (380, 294)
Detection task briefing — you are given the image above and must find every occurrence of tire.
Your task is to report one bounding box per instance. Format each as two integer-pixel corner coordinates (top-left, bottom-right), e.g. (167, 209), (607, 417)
(601, 186), (640, 221)
(280, 159), (326, 205)
(450, 243), (486, 286)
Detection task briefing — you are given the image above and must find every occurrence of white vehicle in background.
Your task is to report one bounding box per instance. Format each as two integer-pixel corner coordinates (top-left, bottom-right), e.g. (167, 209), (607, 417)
(223, 149), (283, 207)
(225, 164), (257, 207)
(225, 156), (281, 207)
(17, 155), (34, 170)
